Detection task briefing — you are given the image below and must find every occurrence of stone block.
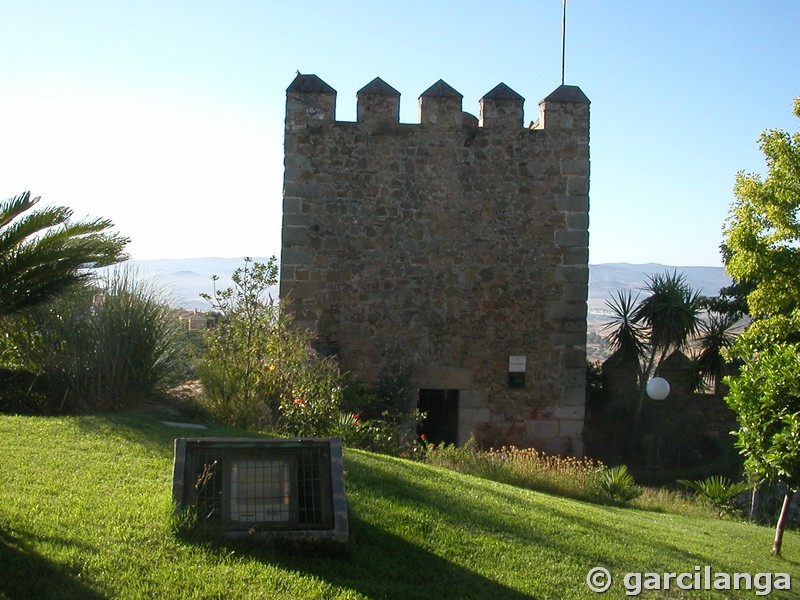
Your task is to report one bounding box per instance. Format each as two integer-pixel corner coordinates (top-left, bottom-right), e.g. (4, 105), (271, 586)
(281, 226), (308, 246)
(563, 387), (585, 406)
(554, 265), (589, 284)
(550, 332), (587, 347)
(566, 212), (589, 230)
(460, 407), (491, 424)
(410, 366), (474, 389)
(566, 176), (589, 196)
(563, 349), (587, 368)
(555, 194), (588, 212)
(552, 404), (585, 420)
(284, 180), (323, 198)
(282, 213), (313, 227)
(542, 438), (570, 455)
(527, 419), (559, 439)
(562, 247), (589, 266)
(562, 283), (589, 303)
(548, 303), (586, 320)
(281, 246), (315, 265)
(283, 197), (303, 214)
(458, 390), (484, 409)
(559, 419), (584, 438)
(555, 229), (589, 248)
(560, 158), (589, 176)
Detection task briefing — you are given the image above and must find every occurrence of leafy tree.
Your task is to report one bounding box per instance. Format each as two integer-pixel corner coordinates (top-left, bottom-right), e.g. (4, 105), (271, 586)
(701, 243), (753, 322)
(722, 96), (800, 555)
(724, 336), (800, 553)
(724, 98), (800, 320)
(0, 191), (128, 319)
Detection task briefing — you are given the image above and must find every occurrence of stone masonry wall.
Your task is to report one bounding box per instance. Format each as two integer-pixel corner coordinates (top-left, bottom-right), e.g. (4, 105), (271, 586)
(280, 74), (590, 455)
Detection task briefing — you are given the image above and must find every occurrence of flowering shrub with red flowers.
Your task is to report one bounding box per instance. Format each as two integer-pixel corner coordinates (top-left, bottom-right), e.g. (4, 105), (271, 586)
(276, 353), (343, 436)
(331, 375), (428, 455)
(198, 258), (344, 434)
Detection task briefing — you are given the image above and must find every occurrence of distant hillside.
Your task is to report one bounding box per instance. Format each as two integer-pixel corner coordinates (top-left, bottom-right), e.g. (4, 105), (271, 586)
(120, 257), (275, 310)
(588, 263), (731, 320)
(586, 263), (731, 363)
(119, 258), (731, 315)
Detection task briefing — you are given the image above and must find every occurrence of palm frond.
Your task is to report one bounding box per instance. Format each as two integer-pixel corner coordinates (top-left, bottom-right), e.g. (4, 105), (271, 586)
(696, 311), (742, 384)
(603, 289), (646, 364)
(634, 270), (703, 354)
(0, 191), (129, 319)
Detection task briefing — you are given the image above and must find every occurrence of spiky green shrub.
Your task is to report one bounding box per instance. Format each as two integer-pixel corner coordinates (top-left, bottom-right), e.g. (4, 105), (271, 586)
(596, 464), (641, 503)
(677, 475), (751, 518)
(4, 267), (187, 412)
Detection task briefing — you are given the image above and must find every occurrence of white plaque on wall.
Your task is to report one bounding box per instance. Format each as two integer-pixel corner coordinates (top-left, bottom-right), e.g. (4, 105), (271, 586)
(508, 355), (526, 373)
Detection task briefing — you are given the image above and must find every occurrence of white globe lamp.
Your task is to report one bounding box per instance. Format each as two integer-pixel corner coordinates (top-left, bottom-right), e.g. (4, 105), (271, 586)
(646, 377), (670, 401)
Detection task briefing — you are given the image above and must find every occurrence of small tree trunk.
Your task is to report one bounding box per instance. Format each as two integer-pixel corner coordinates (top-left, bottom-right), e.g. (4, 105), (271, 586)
(633, 350), (658, 421)
(772, 489), (794, 555)
(749, 485), (759, 522)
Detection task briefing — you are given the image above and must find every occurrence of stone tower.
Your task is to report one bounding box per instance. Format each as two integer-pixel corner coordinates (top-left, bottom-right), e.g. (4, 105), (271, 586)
(280, 74), (590, 455)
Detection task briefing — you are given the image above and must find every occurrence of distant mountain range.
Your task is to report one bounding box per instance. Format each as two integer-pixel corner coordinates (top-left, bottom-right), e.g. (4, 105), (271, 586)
(117, 258), (731, 313)
(117, 257), (276, 310)
(586, 262), (731, 322)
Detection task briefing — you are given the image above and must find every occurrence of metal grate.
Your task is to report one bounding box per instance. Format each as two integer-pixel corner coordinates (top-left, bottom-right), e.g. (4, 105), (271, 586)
(297, 449), (324, 525)
(229, 459), (291, 523)
(178, 440), (334, 531)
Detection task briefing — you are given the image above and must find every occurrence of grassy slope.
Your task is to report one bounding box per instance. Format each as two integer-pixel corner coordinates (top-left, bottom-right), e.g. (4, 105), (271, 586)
(0, 411), (798, 599)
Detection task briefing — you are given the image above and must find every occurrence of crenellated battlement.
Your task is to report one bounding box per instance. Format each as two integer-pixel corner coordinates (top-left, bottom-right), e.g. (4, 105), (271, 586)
(286, 73), (589, 132)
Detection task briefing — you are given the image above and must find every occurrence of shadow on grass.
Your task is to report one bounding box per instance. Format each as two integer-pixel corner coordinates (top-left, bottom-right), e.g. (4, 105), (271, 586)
(189, 518), (535, 600)
(0, 529), (106, 600)
(173, 450), (538, 599)
(86, 413), (534, 596)
(344, 453), (786, 581)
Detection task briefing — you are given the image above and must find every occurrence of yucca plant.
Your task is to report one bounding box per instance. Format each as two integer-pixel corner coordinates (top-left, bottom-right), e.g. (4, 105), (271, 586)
(596, 464), (641, 503)
(603, 271), (704, 420)
(603, 290), (646, 367)
(695, 311), (741, 390)
(677, 476), (751, 518)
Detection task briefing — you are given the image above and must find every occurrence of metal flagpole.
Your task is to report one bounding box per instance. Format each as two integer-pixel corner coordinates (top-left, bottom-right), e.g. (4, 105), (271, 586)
(561, 0), (567, 85)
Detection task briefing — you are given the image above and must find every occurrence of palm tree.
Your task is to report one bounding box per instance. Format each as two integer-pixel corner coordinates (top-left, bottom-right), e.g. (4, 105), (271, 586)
(635, 272), (703, 367)
(603, 290), (648, 416)
(0, 191), (129, 319)
(603, 271), (704, 420)
(696, 311), (741, 391)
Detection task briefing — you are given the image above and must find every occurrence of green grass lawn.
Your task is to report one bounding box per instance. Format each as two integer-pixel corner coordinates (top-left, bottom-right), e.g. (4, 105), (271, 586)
(1, 410), (798, 599)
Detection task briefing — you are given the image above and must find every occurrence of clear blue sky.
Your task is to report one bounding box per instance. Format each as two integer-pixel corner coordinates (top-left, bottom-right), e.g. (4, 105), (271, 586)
(1, 1), (798, 267)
